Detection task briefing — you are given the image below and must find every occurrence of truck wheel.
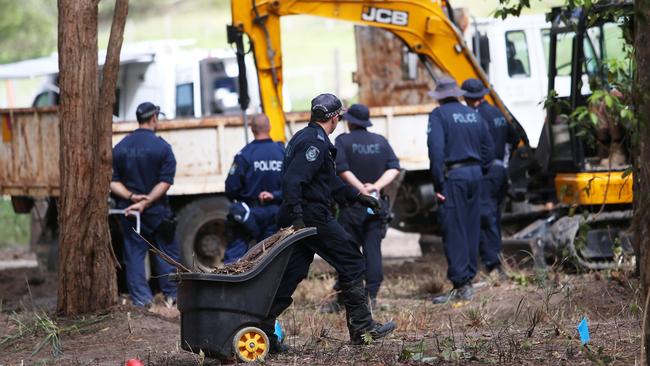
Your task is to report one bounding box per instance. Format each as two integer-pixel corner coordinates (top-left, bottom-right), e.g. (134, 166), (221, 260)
(419, 234), (443, 257)
(176, 197), (229, 269)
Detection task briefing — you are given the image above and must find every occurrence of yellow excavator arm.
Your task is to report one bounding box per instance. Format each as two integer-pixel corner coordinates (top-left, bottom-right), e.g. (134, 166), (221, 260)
(230, 0), (510, 142)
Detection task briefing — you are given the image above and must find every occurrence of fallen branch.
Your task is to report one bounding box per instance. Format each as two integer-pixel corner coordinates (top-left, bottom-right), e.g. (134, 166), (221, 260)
(134, 229), (191, 272)
(211, 227), (297, 275)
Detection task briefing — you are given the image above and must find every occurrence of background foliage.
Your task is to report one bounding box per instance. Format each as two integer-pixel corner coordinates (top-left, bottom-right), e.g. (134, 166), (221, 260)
(0, 0), (57, 64)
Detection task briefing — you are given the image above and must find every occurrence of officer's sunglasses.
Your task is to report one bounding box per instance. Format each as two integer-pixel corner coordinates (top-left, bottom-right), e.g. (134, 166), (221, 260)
(337, 112), (344, 121)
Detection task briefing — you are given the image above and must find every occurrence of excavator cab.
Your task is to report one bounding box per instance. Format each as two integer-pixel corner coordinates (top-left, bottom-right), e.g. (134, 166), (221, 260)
(520, 3), (635, 269)
(535, 4), (633, 206)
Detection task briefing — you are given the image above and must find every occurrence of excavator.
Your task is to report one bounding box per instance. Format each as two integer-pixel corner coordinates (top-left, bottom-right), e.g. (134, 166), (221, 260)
(227, 0), (520, 141)
(226, 0), (634, 269)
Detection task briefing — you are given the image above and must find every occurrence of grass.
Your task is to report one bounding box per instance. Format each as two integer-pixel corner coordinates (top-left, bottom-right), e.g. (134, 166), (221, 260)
(0, 255), (641, 364)
(1, 311), (112, 358)
(0, 197), (30, 249)
(266, 253), (641, 365)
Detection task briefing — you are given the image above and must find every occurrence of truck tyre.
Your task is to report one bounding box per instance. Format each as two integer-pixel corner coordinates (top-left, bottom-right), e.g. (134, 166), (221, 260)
(175, 197), (229, 270)
(419, 234), (443, 257)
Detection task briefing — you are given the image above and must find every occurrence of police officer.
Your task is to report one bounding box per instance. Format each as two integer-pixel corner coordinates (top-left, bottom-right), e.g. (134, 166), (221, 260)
(261, 93), (396, 352)
(110, 102), (180, 308)
(224, 114), (284, 263)
(427, 77), (494, 303)
(329, 103), (400, 310)
(461, 79), (519, 276)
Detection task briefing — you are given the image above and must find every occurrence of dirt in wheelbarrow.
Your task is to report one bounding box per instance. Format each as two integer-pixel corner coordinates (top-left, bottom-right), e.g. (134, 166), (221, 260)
(0, 246), (642, 365)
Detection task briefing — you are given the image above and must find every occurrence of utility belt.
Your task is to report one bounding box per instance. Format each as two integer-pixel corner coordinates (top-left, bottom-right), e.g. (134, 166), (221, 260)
(242, 199), (279, 208)
(445, 159), (481, 173)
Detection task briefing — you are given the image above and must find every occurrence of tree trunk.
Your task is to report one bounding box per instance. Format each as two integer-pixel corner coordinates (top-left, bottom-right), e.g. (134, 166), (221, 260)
(57, 0), (128, 315)
(634, 0), (650, 363)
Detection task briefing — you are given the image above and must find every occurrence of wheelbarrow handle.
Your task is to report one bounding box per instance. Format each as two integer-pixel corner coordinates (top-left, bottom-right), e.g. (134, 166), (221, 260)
(108, 209), (141, 234)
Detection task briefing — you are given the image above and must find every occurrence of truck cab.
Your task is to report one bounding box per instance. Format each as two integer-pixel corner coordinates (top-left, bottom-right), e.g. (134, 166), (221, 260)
(13, 41), (267, 120)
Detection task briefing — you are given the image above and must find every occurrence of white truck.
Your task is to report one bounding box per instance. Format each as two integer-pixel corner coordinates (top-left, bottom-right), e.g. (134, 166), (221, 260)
(0, 40), (287, 120)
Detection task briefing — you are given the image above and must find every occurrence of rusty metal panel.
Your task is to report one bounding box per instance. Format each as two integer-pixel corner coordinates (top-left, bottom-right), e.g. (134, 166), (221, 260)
(1, 106), (433, 198)
(112, 127), (226, 196)
(0, 109), (60, 197)
(354, 26), (437, 107)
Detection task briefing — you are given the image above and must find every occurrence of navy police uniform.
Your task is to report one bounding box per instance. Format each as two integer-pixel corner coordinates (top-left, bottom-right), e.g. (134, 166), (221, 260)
(112, 125), (180, 307)
(475, 100), (519, 270)
(461, 78), (520, 271)
(224, 138), (285, 263)
(334, 104), (400, 300)
(261, 94), (393, 347)
(427, 78), (494, 290)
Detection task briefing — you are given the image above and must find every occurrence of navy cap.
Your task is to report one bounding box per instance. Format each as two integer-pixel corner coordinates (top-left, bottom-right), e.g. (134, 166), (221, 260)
(311, 93), (343, 121)
(343, 103), (372, 128)
(461, 78), (490, 98)
(428, 76), (466, 100)
(136, 102), (161, 123)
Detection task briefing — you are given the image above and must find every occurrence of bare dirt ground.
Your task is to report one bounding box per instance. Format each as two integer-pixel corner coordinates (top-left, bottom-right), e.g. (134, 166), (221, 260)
(0, 244), (641, 365)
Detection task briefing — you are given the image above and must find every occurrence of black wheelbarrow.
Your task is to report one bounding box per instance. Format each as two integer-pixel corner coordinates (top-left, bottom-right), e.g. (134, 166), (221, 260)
(174, 227), (316, 362)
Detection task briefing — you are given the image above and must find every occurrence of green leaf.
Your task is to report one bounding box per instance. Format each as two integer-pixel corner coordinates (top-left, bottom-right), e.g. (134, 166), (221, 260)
(604, 95), (614, 108)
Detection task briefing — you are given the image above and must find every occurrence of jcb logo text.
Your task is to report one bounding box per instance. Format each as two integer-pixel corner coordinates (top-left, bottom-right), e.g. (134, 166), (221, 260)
(361, 7), (409, 26)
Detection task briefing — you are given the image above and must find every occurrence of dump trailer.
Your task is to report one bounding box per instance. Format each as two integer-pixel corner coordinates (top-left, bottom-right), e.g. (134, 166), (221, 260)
(0, 103), (434, 269)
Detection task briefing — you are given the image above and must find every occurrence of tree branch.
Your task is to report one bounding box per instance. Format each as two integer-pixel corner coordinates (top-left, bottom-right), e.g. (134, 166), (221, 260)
(98, 0), (128, 121)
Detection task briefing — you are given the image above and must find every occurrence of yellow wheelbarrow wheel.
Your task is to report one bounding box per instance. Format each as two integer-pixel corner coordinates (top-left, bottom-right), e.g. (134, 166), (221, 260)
(233, 326), (269, 362)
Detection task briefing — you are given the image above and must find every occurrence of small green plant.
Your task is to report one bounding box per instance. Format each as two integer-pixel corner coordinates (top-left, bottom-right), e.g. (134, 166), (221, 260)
(361, 331), (373, 345)
(511, 272), (529, 286)
(32, 312), (61, 357)
(398, 340), (433, 362)
(463, 298), (489, 328)
(628, 301), (640, 317)
(463, 307), (484, 328)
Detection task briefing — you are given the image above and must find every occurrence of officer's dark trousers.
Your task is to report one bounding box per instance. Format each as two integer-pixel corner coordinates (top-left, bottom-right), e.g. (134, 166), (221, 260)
(338, 204), (384, 299)
(439, 165), (482, 288)
(224, 205), (279, 264)
(262, 203), (366, 337)
(120, 214), (180, 307)
(479, 163), (508, 270)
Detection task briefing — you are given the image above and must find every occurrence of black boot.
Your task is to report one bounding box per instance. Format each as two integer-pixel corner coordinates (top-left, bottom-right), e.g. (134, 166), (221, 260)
(431, 282), (474, 304)
(260, 318), (290, 355)
(269, 335), (290, 354)
(339, 279), (396, 344)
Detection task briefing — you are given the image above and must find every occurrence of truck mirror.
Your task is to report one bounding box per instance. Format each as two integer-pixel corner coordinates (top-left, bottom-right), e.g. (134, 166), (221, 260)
(472, 33), (491, 74)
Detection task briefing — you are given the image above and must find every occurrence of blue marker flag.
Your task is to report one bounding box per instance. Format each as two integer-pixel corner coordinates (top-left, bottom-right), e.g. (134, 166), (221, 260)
(275, 320), (284, 343)
(577, 317), (590, 345)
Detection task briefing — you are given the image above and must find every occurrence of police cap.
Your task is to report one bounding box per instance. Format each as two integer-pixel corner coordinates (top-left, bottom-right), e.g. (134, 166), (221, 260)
(136, 102), (161, 123)
(461, 78), (490, 99)
(343, 103), (372, 127)
(310, 93), (343, 122)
